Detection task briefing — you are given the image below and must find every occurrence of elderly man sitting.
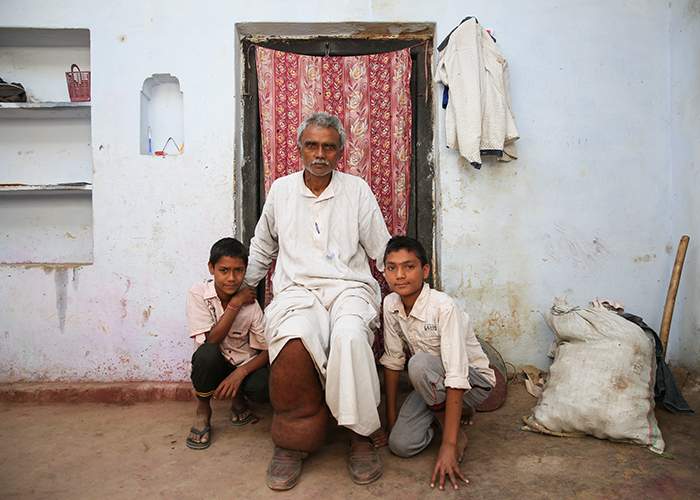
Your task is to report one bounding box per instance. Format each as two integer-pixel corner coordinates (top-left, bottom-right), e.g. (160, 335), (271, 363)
(244, 112), (391, 490)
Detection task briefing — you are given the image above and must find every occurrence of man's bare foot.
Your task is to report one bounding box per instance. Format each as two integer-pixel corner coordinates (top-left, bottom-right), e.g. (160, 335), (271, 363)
(186, 398), (212, 449)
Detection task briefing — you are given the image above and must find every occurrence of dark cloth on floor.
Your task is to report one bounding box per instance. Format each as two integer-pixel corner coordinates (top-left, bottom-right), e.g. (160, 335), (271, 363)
(620, 312), (693, 413)
(191, 342), (269, 402)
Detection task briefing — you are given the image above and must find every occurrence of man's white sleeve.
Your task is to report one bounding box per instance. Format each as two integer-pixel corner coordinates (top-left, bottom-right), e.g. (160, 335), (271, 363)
(358, 182), (391, 271)
(244, 184), (279, 287)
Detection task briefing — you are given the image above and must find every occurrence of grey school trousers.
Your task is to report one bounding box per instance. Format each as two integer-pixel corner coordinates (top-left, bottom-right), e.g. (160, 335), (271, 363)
(388, 352), (493, 458)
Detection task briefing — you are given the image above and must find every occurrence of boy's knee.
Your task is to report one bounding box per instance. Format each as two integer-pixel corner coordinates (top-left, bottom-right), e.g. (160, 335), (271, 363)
(407, 352), (432, 385)
(191, 343), (221, 371)
(388, 430), (418, 458)
(243, 366), (269, 403)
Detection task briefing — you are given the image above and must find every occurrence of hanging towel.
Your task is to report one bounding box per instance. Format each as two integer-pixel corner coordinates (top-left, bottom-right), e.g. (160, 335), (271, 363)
(435, 18), (519, 168)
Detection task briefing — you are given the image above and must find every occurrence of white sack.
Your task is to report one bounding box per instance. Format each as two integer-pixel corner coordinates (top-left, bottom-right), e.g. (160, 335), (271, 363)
(524, 300), (664, 453)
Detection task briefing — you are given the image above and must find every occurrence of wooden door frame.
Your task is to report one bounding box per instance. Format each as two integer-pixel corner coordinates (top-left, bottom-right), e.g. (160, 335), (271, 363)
(237, 23), (437, 281)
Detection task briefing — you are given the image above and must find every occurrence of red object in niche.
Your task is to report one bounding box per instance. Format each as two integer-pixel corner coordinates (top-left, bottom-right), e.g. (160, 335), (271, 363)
(65, 64), (91, 102)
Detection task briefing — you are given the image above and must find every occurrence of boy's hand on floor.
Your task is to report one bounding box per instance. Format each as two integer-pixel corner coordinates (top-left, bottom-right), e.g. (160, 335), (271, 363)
(369, 428), (388, 448)
(214, 370), (245, 399)
(228, 287), (256, 310)
(430, 443), (469, 491)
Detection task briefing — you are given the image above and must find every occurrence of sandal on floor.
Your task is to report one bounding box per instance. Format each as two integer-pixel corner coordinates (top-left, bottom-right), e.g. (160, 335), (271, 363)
(266, 446), (308, 491)
(230, 406), (259, 426)
(186, 425), (211, 450)
(348, 438), (383, 485)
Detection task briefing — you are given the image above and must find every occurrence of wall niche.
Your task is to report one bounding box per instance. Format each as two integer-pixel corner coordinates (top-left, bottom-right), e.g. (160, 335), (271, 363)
(140, 74), (184, 156)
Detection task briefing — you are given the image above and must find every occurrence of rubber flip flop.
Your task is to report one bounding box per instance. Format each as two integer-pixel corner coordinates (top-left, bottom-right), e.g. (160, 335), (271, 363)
(230, 408), (259, 427)
(186, 425), (211, 450)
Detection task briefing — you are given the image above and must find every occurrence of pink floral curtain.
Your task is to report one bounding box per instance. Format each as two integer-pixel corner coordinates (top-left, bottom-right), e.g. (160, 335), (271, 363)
(255, 46), (412, 236)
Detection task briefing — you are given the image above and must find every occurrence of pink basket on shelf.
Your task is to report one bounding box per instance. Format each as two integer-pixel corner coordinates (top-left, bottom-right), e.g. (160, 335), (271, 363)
(65, 64), (91, 102)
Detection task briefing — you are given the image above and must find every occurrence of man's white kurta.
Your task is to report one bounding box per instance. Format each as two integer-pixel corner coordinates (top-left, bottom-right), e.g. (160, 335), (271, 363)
(245, 169), (391, 436)
(245, 170), (389, 306)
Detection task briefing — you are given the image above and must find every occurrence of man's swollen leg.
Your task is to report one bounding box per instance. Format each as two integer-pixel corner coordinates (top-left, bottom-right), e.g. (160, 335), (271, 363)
(269, 338), (328, 453)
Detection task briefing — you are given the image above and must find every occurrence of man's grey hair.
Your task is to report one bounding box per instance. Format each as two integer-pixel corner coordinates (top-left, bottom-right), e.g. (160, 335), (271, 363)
(296, 112), (346, 150)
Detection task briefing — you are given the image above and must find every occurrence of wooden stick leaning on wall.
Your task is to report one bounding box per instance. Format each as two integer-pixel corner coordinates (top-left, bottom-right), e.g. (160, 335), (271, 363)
(659, 235), (690, 357)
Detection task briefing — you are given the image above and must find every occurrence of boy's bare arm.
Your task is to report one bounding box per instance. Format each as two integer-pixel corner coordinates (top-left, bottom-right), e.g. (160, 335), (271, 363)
(440, 387), (465, 448)
(206, 287), (256, 344)
(384, 367), (401, 432)
(214, 349), (269, 399)
(239, 349), (269, 376)
(431, 387), (467, 490)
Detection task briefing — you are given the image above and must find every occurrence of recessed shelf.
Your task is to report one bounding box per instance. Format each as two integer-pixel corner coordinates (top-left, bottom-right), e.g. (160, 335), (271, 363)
(0, 183), (92, 194)
(0, 28), (90, 48)
(1, 27), (94, 264)
(0, 189), (93, 263)
(0, 101), (90, 119)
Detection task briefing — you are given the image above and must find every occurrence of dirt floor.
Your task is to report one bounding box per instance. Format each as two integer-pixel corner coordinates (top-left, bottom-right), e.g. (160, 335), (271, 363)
(1, 381), (699, 500)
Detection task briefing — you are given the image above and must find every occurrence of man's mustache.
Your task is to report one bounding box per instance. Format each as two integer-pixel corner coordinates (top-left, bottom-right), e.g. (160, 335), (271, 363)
(311, 160), (330, 166)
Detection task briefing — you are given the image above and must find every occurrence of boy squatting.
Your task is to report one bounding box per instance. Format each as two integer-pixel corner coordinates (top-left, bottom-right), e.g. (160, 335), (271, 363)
(380, 236), (496, 491)
(185, 237), (269, 450)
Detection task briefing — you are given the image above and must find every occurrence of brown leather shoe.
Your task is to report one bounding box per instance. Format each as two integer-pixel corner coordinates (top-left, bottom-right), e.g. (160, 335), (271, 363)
(348, 437), (382, 485)
(266, 446), (308, 491)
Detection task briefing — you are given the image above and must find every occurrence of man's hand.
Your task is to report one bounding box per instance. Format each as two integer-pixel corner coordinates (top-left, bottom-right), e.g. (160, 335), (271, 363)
(227, 286), (256, 310)
(214, 369), (246, 400)
(430, 443), (469, 491)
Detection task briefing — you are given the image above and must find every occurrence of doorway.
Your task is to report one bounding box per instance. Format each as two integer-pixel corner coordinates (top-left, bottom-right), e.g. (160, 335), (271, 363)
(237, 23), (436, 278)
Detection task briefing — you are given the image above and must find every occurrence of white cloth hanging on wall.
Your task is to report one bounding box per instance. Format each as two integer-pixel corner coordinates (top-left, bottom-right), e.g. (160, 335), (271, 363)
(435, 18), (519, 168)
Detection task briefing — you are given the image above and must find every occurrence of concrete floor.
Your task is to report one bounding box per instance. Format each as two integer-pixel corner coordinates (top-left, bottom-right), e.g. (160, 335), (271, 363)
(1, 382), (699, 500)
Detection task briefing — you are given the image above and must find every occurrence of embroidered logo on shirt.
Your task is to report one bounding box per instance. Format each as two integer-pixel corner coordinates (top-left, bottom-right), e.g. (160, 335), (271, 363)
(424, 323), (438, 332)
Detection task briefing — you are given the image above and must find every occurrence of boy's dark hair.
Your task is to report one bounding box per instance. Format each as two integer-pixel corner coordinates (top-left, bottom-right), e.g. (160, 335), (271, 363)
(209, 237), (248, 266)
(383, 236), (428, 266)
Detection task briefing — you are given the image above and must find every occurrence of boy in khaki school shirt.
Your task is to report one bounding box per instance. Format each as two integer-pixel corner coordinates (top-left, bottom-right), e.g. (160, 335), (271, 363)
(185, 237), (269, 450)
(380, 236), (496, 491)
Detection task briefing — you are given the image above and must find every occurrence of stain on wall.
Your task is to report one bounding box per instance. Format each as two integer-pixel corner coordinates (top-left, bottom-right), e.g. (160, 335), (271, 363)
(54, 269), (68, 333)
(142, 306), (152, 325)
(115, 274), (132, 319)
(633, 254), (656, 263)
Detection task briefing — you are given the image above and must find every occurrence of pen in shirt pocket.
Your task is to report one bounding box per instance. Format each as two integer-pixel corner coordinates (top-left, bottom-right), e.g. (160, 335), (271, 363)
(315, 222), (320, 234)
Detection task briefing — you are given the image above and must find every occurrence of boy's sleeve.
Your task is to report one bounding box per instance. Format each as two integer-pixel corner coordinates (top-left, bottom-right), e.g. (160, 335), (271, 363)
(439, 300), (471, 390)
(379, 304), (406, 371)
(248, 302), (267, 351)
(186, 287), (214, 345)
